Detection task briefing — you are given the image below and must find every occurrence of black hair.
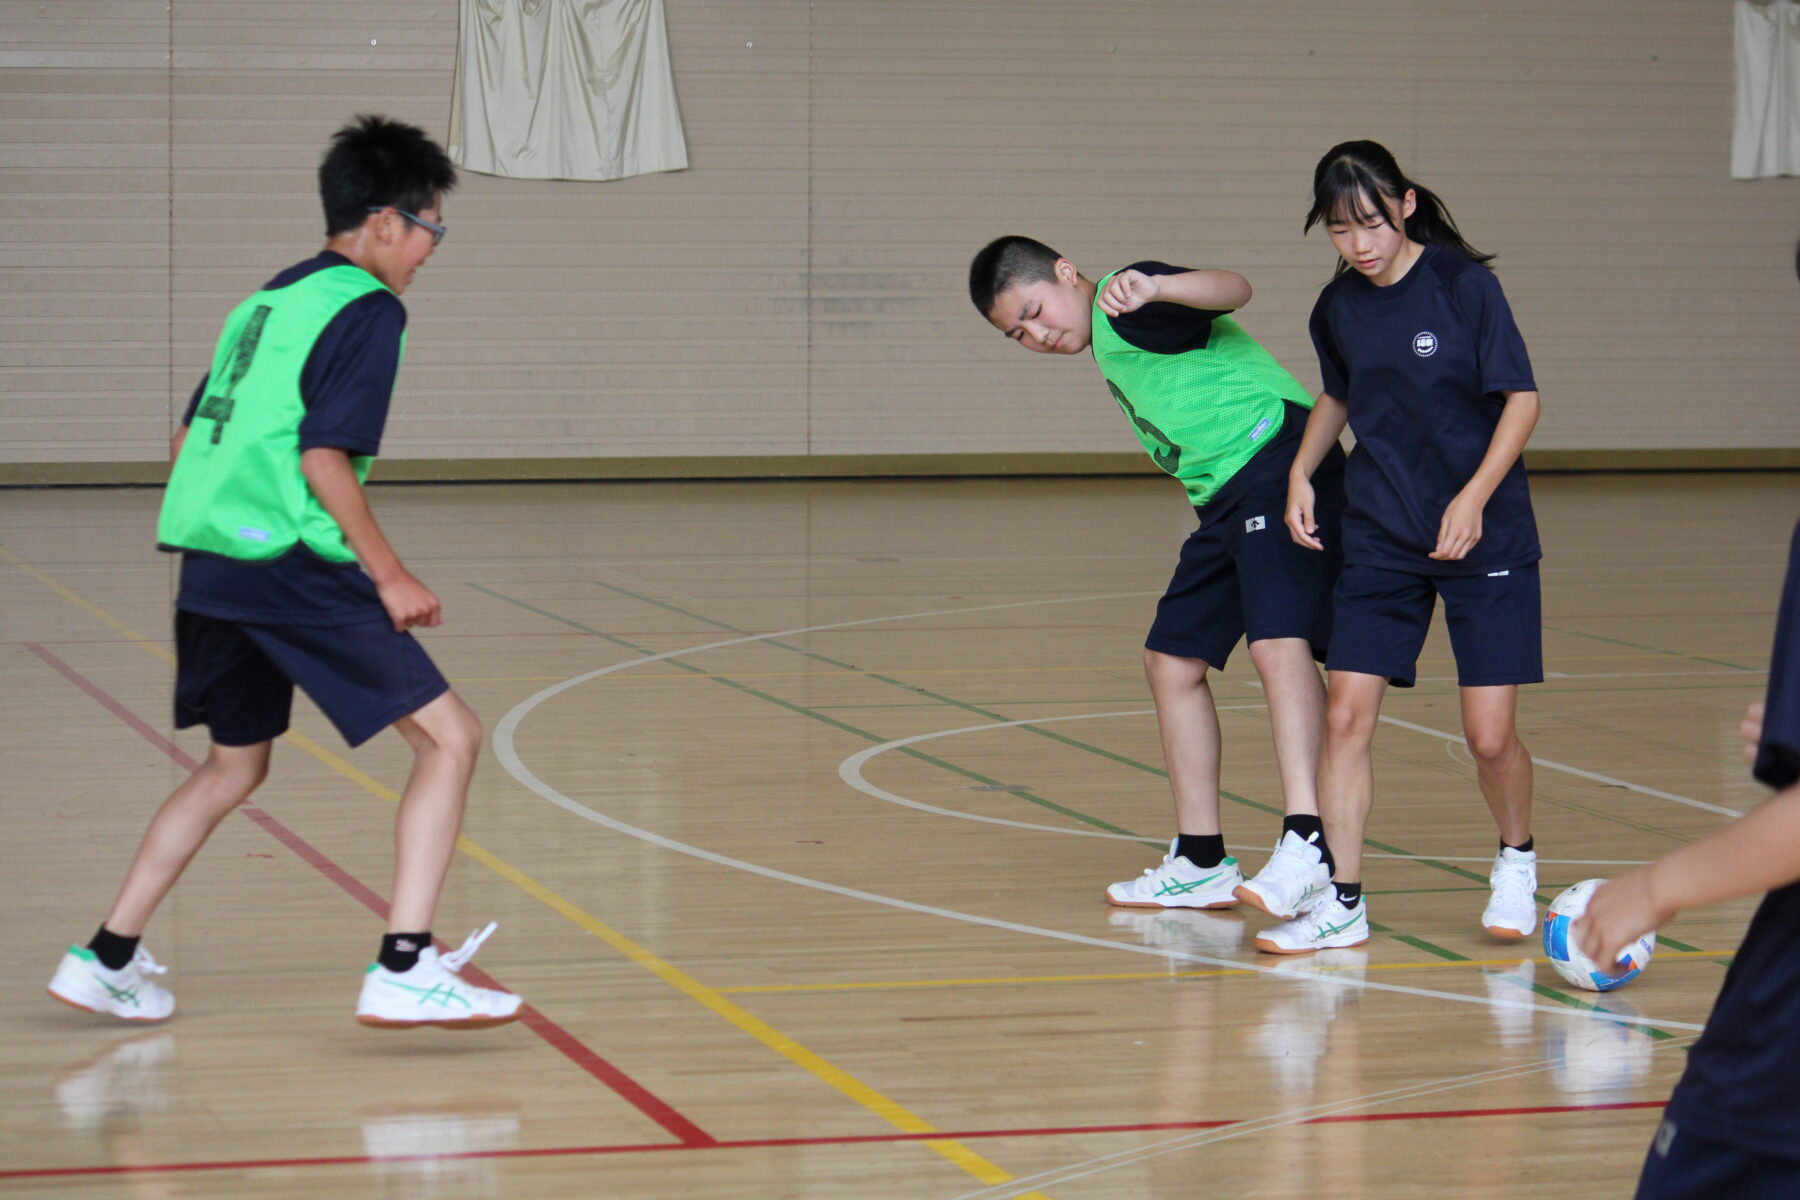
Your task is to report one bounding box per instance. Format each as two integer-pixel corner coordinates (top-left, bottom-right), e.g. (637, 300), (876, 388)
(1303, 140), (1493, 277)
(319, 114), (458, 237)
(969, 236), (1062, 317)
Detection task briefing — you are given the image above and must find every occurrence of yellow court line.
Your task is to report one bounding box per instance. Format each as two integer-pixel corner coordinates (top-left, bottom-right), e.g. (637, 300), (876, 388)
(8, 552), (1045, 1197)
(713, 948), (1732, 995)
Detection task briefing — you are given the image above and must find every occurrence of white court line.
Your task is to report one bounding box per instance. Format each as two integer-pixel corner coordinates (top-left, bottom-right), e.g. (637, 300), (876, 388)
(945, 1033), (1695, 1200)
(494, 592), (1707, 1033)
(837, 710), (1661, 866)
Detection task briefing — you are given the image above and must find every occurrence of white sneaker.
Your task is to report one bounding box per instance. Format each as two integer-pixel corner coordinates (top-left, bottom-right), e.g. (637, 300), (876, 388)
(1105, 840), (1242, 909)
(357, 924), (524, 1030)
(1482, 846), (1538, 939)
(1254, 895), (1371, 955)
(48, 945), (175, 1022)
(1234, 830), (1332, 919)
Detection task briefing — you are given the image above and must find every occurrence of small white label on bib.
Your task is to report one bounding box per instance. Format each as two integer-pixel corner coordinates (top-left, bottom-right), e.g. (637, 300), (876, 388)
(238, 527), (271, 542)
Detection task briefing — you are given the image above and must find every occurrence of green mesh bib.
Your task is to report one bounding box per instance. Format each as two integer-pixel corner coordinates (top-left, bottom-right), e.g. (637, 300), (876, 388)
(1089, 272), (1311, 507)
(158, 264), (397, 562)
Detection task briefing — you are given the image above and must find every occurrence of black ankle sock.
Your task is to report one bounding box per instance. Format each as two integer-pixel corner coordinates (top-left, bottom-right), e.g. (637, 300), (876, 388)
(1281, 815), (1334, 871)
(1502, 836), (1534, 854)
(88, 926), (139, 972)
(1174, 834), (1226, 868)
(1333, 882), (1362, 908)
(379, 932), (431, 974)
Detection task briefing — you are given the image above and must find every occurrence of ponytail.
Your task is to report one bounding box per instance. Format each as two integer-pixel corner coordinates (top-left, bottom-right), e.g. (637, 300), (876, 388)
(1304, 140), (1493, 276)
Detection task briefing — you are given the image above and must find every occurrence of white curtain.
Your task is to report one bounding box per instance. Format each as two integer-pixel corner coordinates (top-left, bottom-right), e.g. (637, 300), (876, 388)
(1733, 0), (1800, 178)
(449, 0), (688, 182)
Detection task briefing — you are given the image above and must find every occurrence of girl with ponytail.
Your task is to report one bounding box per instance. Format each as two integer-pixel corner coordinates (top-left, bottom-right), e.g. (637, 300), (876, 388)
(1256, 140), (1546, 955)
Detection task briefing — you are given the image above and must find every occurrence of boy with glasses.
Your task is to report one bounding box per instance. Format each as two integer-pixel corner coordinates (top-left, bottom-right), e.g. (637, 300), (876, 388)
(47, 115), (522, 1030)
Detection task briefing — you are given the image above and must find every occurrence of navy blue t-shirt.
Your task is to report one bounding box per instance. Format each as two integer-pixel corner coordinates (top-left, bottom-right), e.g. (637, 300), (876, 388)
(1309, 245), (1539, 576)
(1662, 519), (1800, 1155)
(174, 252), (405, 626)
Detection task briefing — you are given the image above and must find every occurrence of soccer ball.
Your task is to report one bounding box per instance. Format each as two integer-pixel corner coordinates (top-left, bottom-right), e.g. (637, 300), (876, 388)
(1541, 878), (1655, 992)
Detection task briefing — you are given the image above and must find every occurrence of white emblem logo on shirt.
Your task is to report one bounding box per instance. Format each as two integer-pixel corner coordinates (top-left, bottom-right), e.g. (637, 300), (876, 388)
(1245, 515), (1267, 533)
(1413, 331), (1439, 357)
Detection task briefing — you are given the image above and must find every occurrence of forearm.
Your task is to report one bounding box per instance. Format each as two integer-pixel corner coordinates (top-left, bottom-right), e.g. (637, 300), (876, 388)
(1289, 393), (1349, 480)
(1152, 270), (1253, 313)
(299, 447), (404, 583)
(1460, 390), (1539, 505)
(1641, 785), (1800, 918)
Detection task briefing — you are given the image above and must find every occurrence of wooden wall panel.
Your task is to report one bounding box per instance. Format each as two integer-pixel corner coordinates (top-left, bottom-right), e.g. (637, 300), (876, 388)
(1, 1), (1795, 471)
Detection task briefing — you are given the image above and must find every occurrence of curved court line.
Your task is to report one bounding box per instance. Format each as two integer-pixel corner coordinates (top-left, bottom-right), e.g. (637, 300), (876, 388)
(946, 1034), (1696, 1200)
(494, 591), (1708, 1033)
(836, 711), (1661, 867)
(1376, 714), (1745, 820)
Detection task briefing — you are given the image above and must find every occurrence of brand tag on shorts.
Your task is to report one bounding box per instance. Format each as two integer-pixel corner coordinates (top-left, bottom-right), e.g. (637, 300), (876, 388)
(1487, 569), (1510, 577)
(1245, 515), (1266, 532)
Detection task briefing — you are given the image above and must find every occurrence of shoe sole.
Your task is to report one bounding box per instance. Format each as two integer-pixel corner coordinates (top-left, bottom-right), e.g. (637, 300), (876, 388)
(357, 1011), (524, 1030)
(1483, 924), (1534, 940)
(48, 987), (169, 1022)
(1253, 932), (1370, 955)
(1233, 883), (1299, 920)
(1106, 892), (1239, 911)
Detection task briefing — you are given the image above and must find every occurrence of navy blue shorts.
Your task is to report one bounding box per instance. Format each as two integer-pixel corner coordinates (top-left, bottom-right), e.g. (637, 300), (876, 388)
(174, 610), (450, 748)
(1325, 562), (1542, 688)
(1144, 466), (1345, 671)
(1636, 1119), (1800, 1199)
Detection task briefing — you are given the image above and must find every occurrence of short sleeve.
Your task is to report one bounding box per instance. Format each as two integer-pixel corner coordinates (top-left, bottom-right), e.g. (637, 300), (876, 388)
(1451, 268), (1535, 396)
(296, 290), (406, 457)
(1105, 261), (1226, 354)
(1308, 291), (1348, 398)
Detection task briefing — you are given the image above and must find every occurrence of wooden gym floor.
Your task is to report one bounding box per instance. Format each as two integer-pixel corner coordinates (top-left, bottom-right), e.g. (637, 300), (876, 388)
(0, 471), (1790, 1198)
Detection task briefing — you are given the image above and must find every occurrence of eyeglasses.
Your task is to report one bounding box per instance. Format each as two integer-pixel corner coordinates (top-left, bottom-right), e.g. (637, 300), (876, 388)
(367, 206), (446, 247)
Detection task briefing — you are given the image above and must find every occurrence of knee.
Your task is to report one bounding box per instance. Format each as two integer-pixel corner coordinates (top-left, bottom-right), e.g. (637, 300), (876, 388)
(437, 707), (483, 764)
(1324, 698), (1376, 748)
(1144, 649), (1206, 690)
(206, 746), (270, 796)
(1465, 727), (1518, 767)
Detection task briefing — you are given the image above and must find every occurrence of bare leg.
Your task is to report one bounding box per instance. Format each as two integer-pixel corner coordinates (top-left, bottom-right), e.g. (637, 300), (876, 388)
(1318, 671), (1389, 884)
(386, 690), (482, 933)
(1144, 649), (1221, 836)
(104, 741), (273, 936)
(1246, 637), (1326, 817)
(1461, 684), (1533, 846)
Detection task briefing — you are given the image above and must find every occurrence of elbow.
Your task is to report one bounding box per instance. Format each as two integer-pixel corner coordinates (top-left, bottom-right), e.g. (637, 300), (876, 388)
(299, 446), (346, 485)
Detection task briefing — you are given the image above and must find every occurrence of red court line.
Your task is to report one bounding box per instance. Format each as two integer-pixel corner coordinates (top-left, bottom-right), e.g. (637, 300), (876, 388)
(24, 643), (714, 1149)
(0, 1100), (1668, 1181)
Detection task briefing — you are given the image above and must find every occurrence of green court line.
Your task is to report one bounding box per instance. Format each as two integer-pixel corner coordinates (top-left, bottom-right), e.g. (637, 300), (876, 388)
(478, 579), (1707, 965)
(589, 579), (1264, 809)
(470, 582), (1141, 839)
(1545, 623), (1754, 673)
(577, 579), (1718, 956)
(1482, 966), (1680, 1041)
